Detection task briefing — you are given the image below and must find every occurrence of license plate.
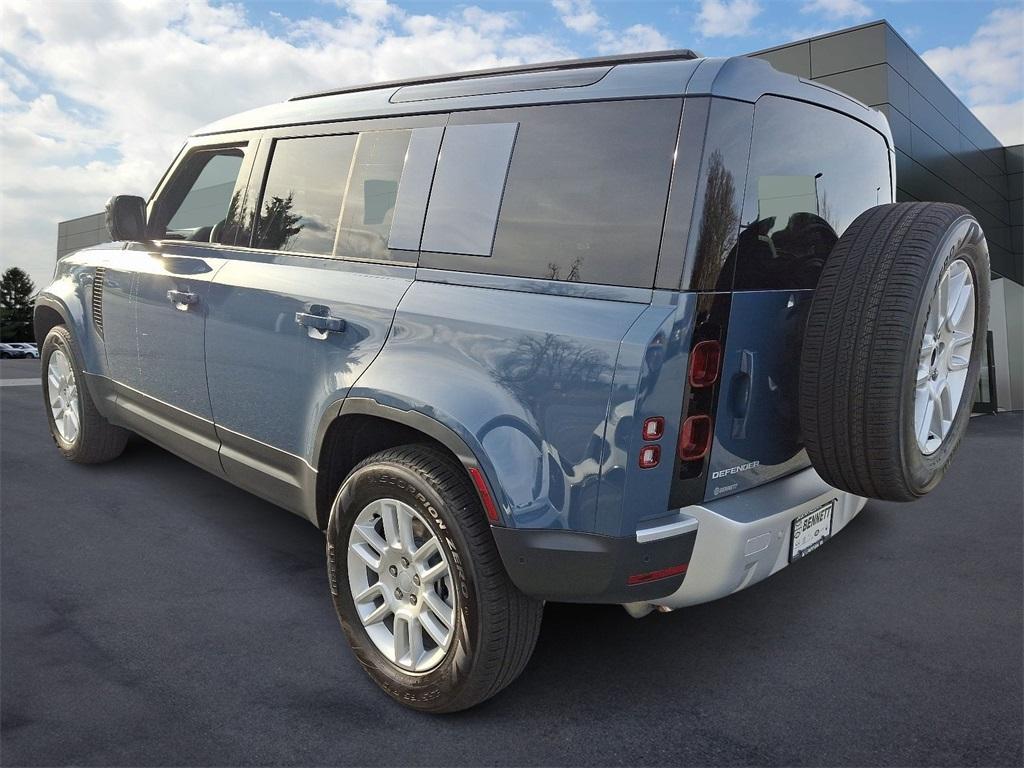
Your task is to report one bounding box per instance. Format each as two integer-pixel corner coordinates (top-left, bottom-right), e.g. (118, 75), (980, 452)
(790, 499), (835, 561)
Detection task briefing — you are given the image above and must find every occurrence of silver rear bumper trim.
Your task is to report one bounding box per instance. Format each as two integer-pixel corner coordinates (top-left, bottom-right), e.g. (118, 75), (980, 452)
(625, 466), (867, 613)
(635, 514), (699, 543)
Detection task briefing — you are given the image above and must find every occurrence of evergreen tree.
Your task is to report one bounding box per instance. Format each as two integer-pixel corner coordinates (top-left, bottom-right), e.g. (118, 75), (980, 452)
(1, 267), (36, 342)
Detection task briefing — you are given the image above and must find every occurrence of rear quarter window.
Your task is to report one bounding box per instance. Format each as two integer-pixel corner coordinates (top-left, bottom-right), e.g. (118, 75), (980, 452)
(419, 99), (682, 288)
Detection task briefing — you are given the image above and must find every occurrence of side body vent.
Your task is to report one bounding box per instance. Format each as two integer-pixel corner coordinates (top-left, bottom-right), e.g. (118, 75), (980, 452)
(91, 267), (105, 335)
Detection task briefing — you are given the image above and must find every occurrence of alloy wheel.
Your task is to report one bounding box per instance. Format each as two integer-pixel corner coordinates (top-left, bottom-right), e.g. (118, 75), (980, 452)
(47, 348), (80, 444)
(915, 258), (975, 455)
(347, 497), (457, 673)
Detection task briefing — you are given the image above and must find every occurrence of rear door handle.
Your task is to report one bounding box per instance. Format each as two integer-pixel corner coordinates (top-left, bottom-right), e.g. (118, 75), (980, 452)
(295, 305), (346, 338)
(167, 289), (198, 310)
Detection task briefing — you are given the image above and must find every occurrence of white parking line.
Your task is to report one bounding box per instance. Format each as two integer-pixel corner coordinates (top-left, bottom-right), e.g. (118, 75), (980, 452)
(0, 379), (39, 387)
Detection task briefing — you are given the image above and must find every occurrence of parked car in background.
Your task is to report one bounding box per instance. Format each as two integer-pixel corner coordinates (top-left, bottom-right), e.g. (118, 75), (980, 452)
(0, 343), (29, 359)
(34, 50), (989, 713)
(9, 343), (39, 359)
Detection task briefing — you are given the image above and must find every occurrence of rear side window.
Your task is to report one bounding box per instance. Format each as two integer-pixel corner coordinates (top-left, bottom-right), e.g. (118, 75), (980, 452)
(419, 99), (682, 288)
(253, 128), (441, 261)
(734, 96), (892, 290)
(255, 134), (356, 255)
(335, 130), (412, 260)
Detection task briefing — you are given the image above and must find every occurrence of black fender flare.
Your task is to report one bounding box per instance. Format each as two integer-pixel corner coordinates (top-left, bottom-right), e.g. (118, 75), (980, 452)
(33, 294), (72, 344)
(312, 396), (503, 522)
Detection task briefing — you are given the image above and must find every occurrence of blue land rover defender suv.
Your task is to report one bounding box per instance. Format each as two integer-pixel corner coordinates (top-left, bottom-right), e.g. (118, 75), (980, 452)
(35, 51), (990, 712)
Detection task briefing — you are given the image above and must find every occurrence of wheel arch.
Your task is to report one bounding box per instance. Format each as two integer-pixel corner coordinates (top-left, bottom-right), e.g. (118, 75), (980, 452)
(33, 296), (70, 346)
(313, 397), (502, 531)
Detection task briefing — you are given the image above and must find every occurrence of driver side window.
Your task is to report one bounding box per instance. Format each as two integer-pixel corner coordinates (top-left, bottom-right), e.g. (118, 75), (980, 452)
(150, 146), (247, 244)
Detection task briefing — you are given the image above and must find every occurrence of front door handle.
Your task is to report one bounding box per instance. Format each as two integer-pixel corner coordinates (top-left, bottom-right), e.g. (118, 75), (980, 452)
(167, 289), (198, 310)
(295, 305), (346, 338)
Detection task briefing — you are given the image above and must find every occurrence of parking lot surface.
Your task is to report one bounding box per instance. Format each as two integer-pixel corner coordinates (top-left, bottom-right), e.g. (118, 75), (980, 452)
(2, 362), (1021, 766)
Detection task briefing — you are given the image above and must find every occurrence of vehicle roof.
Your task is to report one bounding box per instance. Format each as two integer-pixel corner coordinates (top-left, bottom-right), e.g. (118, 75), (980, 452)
(193, 52), (892, 145)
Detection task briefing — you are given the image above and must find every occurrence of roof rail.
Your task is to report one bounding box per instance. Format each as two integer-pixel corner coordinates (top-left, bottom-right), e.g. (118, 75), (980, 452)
(288, 48), (702, 102)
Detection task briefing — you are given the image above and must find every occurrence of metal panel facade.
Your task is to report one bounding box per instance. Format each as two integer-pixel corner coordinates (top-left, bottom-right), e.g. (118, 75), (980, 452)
(56, 213), (107, 259)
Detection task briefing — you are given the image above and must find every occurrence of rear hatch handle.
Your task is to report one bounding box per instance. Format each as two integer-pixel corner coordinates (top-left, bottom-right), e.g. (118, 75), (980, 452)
(730, 349), (755, 440)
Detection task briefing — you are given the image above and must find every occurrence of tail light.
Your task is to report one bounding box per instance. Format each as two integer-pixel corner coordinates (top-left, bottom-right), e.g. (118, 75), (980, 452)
(638, 444), (661, 469)
(642, 416), (664, 441)
(689, 340), (721, 388)
(679, 414), (712, 461)
(669, 293), (731, 510)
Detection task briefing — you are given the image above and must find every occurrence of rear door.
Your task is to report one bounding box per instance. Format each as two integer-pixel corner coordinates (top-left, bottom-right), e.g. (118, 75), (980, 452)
(707, 97), (892, 500)
(204, 116), (445, 512)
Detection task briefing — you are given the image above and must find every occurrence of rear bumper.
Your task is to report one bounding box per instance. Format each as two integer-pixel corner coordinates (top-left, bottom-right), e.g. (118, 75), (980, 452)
(491, 524), (696, 604)
(639, 466), (867, 611)
(492, 465), (866, 607)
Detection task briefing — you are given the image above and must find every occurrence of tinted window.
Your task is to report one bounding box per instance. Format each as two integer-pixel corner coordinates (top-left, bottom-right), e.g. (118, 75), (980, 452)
(387, 127), (444, 251)
(152, 147), (247, 243)
(421, 123), (518, 256)
(734, 97), (891, 290)
(255, 135), (356, 255)
(673, 98), (753, 292)
(419, 99), (681, 288)
(336, 130), (412, 261)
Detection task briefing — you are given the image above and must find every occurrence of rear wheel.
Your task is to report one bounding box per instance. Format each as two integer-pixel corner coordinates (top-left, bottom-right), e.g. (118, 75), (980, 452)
(800, 202), (990, 501)
(326, 445), (543, 712)
(41, 325), (128, 463)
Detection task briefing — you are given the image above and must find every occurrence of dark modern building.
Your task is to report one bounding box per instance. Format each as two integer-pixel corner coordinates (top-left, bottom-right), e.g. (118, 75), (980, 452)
(56, 212), (106, 261)
(55, 20), (1023, 409)
(751, 20), (1022, 412)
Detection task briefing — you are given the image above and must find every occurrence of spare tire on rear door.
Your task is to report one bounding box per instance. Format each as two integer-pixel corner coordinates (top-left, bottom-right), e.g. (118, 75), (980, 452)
(800, 202), (990, 502)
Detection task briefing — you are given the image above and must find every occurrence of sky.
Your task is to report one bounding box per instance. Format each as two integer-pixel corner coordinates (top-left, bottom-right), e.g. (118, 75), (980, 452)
(2, 0), (1022, 289)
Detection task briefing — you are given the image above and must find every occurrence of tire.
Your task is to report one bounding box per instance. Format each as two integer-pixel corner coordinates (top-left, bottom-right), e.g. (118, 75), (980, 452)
(326, 445), (543, 713)
(800, 202), (989, 502)
(41, 325), (129, 464)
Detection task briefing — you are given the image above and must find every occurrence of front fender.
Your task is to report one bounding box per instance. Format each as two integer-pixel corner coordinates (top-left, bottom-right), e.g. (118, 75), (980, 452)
(34, 255), (105, 375)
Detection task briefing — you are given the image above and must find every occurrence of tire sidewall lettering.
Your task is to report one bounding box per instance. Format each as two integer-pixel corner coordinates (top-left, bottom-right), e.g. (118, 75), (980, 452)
(900, 215), (989, 494)
(326, 462), (478, 707)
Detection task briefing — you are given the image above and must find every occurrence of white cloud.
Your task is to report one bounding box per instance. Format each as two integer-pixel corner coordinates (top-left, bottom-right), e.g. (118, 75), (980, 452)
(551, 0), (603, 34)
(923, 6), (1024, 145)
(969, 101), (1024, 148)
(800, 0), (872, 21)
(696, 0), (762, 39)
(0, 0), (575, 288)
(551, 0), (670, 53)
(612, 24), (671, 55)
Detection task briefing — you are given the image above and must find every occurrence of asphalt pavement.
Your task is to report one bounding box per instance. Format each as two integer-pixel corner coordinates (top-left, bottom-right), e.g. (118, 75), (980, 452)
(1, 361), (1021, 766)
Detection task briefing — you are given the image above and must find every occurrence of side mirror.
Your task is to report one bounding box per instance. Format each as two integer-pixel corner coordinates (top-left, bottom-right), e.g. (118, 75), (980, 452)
(105, 195), (148, 242)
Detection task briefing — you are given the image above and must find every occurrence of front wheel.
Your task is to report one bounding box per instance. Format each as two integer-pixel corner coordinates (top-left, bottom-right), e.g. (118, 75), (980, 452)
(41, 325), (128, 463)
(326, 445), (543, 712)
